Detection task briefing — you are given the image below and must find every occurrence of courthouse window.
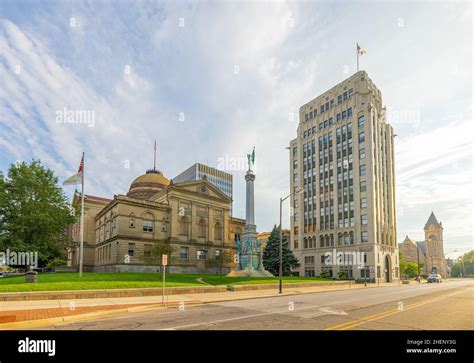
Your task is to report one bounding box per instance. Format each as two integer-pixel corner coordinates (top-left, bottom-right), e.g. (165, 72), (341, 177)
(128, 243), (135, 257)
(143, 220), (154, 232)
(197, 250), (207, 260)
(180, 247), (189, 260)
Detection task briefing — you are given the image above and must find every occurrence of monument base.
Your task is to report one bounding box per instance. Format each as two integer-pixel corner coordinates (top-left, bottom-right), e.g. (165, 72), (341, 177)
(227, 269), (274, 278)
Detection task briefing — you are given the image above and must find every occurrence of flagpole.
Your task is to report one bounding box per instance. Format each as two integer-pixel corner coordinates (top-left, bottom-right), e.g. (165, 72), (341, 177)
(79, 152), (85, 277)
(356, 43), (359, 72)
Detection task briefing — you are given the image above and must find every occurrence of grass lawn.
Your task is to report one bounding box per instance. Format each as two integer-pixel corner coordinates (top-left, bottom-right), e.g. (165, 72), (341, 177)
(0, 272), (332, 292)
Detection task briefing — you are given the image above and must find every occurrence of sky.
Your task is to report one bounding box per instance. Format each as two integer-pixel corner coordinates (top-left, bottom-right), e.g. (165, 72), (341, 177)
(0, 0), (472, 258)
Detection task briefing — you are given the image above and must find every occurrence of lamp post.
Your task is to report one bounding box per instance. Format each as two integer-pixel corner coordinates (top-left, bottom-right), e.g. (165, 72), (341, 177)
(279, 189), (303, 294)
(416, 243), (420, 281)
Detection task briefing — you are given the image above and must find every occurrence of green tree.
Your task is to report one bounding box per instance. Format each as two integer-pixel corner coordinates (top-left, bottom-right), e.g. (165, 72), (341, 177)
(450, 250), (474, 277)
(337, 269), (348, 280)
(0, 160), (75, 267)
(205, 249), (233, 274)
(262, 225), (299, 275)
(399, 251), (419, 278)
(143, 239), (176, 274)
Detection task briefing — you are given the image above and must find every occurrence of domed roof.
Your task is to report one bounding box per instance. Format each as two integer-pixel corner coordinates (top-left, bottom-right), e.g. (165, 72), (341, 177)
(127, 169), (170, 200)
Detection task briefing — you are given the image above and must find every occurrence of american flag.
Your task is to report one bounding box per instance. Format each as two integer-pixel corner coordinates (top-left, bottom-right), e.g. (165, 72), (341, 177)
(77, 154), (84, 174)
(63, 153), (84, 186)
(357, 43), (367, 56)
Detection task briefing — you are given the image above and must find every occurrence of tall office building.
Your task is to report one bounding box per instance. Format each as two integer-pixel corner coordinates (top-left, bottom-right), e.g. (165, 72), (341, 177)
(173, 163), (233, 212)
(289, 71), (399, 282)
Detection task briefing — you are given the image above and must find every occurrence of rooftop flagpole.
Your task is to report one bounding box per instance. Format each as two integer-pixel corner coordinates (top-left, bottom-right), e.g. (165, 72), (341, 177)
(356, 43), (359, 72)
(356, 43), (367, 72)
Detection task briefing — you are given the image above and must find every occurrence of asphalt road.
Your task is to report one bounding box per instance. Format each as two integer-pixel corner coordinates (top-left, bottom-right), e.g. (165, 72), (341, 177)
(42, 280), (473, 330)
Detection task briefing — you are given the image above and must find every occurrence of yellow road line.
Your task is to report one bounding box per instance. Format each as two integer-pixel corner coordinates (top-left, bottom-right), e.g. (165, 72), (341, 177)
(325, 287), (473, 331)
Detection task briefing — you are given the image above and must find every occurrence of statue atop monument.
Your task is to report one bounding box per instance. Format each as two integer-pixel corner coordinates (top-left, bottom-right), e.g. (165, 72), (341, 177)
(247, 146), (255, 171)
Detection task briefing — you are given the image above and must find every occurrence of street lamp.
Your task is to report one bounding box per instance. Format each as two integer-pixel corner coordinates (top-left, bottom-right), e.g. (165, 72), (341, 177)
(416, 243), (421, 282)
(279, 188), (303, 294)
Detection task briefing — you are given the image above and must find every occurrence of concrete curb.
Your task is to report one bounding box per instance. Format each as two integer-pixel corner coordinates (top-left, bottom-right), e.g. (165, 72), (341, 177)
(0, 285), (228, 301)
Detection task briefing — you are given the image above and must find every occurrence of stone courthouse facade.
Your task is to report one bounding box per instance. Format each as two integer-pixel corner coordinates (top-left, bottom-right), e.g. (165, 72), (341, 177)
(67, 167), (244, 273)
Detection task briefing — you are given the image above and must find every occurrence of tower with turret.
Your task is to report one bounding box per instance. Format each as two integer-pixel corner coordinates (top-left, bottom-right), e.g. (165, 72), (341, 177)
(423, 212), (446, 277)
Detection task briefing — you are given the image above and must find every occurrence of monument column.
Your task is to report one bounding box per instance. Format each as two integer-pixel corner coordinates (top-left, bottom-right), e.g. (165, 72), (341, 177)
(245, 172), (255, 226)
(227, 147), (272, 277)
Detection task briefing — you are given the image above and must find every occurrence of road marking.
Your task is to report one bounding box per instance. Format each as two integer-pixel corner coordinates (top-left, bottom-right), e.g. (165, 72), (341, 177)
(319, 307), (347, 315)
(325, 286), (473, 330)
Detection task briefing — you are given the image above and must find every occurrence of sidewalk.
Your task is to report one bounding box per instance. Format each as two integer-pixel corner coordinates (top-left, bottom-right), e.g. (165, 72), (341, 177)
(0, 281), (400, 329)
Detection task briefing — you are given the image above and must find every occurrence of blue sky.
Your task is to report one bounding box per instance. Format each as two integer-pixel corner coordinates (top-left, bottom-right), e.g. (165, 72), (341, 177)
(0, 1), (472, 258)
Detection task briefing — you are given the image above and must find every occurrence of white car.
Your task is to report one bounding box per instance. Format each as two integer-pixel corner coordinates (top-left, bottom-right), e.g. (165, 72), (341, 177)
(427, 274), (442, 283)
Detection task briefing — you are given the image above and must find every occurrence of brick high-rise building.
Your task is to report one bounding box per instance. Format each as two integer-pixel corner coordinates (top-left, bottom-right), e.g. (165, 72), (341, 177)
(289, 71), (399, 282)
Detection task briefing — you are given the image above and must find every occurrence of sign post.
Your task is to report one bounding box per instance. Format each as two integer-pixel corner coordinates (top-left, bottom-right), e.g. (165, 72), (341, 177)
(162, 254), (168, 306)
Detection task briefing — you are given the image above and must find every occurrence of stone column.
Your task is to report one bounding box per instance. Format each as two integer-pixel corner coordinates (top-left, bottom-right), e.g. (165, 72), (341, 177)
(245, 171), (255, 226)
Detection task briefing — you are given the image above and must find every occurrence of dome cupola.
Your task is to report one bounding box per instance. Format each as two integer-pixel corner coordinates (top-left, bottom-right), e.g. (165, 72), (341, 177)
(127, 168), (170, 200)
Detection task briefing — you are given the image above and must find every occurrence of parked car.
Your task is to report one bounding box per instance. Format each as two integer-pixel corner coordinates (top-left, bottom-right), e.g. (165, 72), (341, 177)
(427, 274), (442, 283)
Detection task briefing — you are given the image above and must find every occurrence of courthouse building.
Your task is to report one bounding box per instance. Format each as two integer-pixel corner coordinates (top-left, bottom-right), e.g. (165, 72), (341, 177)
(67, 166), (244, 273)
(289, 71), (399, 282)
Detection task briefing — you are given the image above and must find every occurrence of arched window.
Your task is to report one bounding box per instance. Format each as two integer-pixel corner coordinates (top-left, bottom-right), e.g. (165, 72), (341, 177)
(344, 233), (350, 246)
(214, 221), (223, 241)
